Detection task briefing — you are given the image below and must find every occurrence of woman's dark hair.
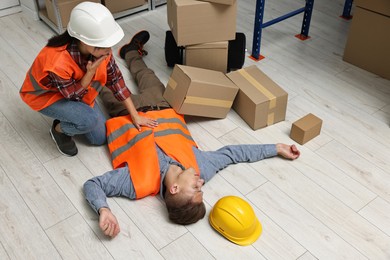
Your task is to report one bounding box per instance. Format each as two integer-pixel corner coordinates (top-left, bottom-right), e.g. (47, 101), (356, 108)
(165, 191), (206, 225)
(46, 30), (77, 47)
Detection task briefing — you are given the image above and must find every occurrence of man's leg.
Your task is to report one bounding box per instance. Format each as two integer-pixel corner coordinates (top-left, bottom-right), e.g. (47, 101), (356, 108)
(99, 87), (128, 117)
(125, 50), (170, 109)
(99, 31), (169, 118)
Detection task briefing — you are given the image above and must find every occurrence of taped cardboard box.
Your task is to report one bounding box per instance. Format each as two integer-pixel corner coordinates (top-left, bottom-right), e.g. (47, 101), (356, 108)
(185, 41), (228, 73)
(163, 64), (239, 118)
(226, 65), (288, 130)
(198, 0), (236, 5)
(167, 0), (237, 46)
(45, 0), (100, 27)
(343, 7), (390, 80)
(103, 0), (146, 14)
(290, 113), (322, 145)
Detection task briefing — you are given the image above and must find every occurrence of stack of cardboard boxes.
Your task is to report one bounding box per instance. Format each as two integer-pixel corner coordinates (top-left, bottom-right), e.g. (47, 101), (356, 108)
(164, 0), (290, 131)
(166, 0), (237, 73)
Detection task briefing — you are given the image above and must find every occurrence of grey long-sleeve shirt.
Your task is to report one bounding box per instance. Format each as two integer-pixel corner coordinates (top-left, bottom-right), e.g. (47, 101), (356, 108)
(83, 144), (277, 214)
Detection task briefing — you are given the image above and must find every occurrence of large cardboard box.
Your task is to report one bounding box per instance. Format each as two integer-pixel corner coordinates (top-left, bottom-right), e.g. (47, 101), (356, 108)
(163, 65), (239, 118)
(355, 0), (390, 17)
(167, 0), (237, 46)
(103, 0), (146, 14)
(227, 65), (288, 130)
(45, 0), (100, 27)
(343, 7), (390, 80)
(198, 0), (236, 5)
(185, 41), (228, 73)
(290, 113), (323, 145)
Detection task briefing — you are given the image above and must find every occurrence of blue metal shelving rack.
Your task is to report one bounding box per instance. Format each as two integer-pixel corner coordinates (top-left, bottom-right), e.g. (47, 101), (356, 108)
(340, 0), (353, 20)
(250, 0), (315, 61)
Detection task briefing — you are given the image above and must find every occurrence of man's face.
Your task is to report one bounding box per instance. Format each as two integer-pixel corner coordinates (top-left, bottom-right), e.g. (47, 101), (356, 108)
(177, 167), (205, 203)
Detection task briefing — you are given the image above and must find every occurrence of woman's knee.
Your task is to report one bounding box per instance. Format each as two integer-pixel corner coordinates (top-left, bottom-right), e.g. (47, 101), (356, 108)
(77, 113), (99, 132)
(89, 134), (107, 146)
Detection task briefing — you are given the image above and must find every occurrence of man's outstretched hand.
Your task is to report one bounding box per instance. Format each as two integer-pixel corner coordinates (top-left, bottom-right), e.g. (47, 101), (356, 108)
(276, 143), (300, 160)
(99, 208), (120, 238)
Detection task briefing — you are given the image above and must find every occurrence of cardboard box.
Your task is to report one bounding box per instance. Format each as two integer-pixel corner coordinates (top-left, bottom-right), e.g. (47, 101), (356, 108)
(163, 64), (239, 118)
(185, 41), (228, 72)
(198, 0), (236, 5)
(355, 0), (390, 17)
(226, 65), (288, 130)
(290, 113), (323, 145)
(167, 0), (237, 46)
(103, 0), (146, 14)
(343, 7), (390, 80)
(45, 0), (100, 28)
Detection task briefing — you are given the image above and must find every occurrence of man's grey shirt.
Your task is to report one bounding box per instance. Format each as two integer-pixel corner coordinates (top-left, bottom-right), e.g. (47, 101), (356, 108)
(83, 144), (277, 214)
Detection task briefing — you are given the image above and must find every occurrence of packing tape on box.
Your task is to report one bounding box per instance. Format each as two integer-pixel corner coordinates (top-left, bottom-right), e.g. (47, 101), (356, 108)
(167, 77), (177, 90)
(267, 112), (275, 125)
(238, 69), (276, 125)
(185, 96), (233, 108)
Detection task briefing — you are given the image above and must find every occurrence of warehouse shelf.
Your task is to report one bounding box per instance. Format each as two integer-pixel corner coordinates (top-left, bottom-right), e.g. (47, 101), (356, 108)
(150, 0), (166, 10)
(340, 0), (353, 20)
(34, 0), (165, 34)
(250, 0), (314, 61)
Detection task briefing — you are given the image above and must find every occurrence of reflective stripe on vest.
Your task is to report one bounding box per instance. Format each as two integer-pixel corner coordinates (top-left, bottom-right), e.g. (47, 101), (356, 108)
(26, 69), (57, 96)
(106, 109), (199, 199)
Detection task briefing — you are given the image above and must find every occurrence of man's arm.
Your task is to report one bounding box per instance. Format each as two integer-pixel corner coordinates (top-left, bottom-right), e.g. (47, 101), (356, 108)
(197, 144), (299, 182)
(83, 166), (136, 238)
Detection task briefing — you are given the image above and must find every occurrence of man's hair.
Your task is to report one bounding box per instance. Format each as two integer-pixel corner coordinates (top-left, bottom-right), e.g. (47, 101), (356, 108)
(165, 191), (206, 225)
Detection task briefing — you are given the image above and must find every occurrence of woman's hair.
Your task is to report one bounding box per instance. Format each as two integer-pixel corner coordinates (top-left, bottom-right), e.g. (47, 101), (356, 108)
(46, 30), (76, 47)
(165, 191), (206, 225)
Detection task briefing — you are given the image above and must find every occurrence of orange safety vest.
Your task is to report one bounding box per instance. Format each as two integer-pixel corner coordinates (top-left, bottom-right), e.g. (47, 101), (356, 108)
(19, 44), (109, 111)
(106, 109), (200, 199)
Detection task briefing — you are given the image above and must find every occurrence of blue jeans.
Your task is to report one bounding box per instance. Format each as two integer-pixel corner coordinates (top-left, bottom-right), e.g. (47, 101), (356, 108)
(39, 99), (107, 145)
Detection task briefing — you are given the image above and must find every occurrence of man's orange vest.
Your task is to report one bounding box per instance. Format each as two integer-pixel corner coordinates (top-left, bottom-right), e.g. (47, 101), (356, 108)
(20, 45), (109, 111)
(106, 109), (200, 199)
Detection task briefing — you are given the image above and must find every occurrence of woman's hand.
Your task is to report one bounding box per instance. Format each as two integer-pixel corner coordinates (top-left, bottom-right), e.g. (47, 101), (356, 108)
(86, 55), (108, 74)
(131, 114), (158, 131)
(99, 207), (120, 238)
(81, 55), (109, 89)
(276, 143), (300, 160)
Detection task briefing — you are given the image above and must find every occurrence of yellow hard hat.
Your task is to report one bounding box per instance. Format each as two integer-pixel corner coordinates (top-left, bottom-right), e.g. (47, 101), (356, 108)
(209, 196), (262, 246)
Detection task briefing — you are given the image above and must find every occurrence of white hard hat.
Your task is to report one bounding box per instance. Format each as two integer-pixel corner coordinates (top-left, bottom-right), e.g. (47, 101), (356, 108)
(67, 2), (124, 47)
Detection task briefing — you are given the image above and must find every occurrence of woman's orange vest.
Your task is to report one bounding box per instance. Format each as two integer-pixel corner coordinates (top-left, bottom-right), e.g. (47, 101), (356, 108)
(19, 44), (109, 111)
(106, 109), (200, 199)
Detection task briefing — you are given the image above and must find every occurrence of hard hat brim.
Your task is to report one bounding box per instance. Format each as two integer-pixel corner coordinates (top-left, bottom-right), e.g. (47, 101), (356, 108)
(209, 214), (263, 246)
(67, 22), (124, 48)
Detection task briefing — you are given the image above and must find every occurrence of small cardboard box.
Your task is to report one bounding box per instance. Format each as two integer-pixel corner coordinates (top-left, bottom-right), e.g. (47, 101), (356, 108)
(343, 7), (390, 80)
(198, 0), (236, 5)
(103, 0), (146, 14)
(226, 65), (288, 130)
(163, 64), (239, 118)
(45, 0), (100, 27)
(167, 0), (237, 46)
(290, 113), (323, 145)
(185, 41), (228, 73)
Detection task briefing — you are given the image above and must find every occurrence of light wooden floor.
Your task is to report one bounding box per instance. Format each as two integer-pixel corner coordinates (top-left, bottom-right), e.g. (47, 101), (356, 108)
(1, 0), (390, 259)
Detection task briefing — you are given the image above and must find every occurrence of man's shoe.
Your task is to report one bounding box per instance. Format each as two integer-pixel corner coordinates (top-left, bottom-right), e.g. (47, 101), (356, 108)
(50, 120), (78, 157)
(119, 30), (150, 59)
